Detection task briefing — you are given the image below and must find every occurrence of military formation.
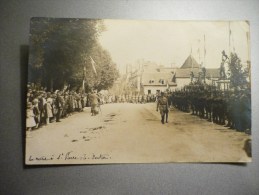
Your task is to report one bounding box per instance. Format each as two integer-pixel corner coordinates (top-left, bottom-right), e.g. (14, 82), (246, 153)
(170, 82), (251, 133)
(106, 94), (157, 104)
(26, 78), (251, 134)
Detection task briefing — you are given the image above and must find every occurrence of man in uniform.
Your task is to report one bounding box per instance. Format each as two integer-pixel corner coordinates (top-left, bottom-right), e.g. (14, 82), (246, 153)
(89, 90), (100, 116)
(156, 92), (169, 124)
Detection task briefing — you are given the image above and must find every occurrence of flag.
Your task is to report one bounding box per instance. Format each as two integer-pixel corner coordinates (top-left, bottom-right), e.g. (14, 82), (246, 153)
(231, 22), (233, 53)
(90, 56), (97, 75)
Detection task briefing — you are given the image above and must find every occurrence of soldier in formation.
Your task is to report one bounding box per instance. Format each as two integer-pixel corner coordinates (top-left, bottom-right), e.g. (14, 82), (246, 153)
(170, 83), (251, 133)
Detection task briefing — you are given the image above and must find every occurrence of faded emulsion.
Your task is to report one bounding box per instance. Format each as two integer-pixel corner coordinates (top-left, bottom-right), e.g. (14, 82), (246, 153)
(25, 18), (251, 164)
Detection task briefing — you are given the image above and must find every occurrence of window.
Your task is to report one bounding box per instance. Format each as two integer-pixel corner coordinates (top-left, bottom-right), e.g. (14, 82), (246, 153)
(159, 79), (164, 84)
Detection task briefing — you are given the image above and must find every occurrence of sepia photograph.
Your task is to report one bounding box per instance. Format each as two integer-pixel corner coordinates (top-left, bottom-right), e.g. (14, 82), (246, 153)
(26, 18), (251, 164)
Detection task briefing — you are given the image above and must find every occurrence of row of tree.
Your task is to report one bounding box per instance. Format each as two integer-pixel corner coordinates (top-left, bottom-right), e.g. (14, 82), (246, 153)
(28, 18), (119, 92)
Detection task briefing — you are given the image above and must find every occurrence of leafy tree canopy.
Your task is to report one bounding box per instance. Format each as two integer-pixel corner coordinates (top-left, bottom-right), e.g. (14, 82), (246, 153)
(227, 52), (249, 90)
(29, 18), (118, 92)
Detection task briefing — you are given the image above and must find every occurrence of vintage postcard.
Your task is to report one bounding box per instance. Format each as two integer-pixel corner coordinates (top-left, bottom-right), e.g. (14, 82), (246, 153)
(26, 18), (251, 164)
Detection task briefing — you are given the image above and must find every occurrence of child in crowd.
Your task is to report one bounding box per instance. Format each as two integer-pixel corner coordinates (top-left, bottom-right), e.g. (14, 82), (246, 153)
(26, 102), (36, 138)
(45, 98), (53, 124)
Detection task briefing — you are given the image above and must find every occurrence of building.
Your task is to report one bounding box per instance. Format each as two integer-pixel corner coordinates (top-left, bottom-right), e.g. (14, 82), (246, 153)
(141, 71), (177, 94)
(124, 55), (222, 95)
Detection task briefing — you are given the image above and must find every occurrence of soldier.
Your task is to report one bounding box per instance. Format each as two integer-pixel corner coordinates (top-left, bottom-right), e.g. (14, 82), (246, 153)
(89, 90), (100, 116)
(238, 89), (250, 132)
(205, 91), (212, 121)
(219, 93), (225, 124)
(233, 91), (242, 131)
(212, 91), (220, 124)
(156, 92), (169, 124)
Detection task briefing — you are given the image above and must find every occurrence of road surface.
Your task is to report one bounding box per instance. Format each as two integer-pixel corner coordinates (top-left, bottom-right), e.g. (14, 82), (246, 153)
(26, 103), (251, 164)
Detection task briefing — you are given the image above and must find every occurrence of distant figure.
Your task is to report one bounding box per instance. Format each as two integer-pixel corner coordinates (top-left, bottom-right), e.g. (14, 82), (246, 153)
(89, 90), (100, 116)
(190, 71), (194, 82)
(156, 92), (169, 124)
(220, 50), (228, 79)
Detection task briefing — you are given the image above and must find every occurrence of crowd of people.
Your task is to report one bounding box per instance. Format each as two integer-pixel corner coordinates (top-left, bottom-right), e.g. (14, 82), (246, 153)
(26, 86), (89, 137)
(26, 81), (251, 137)
(169, 83), (251, 133)
(25, 83), (157, 137)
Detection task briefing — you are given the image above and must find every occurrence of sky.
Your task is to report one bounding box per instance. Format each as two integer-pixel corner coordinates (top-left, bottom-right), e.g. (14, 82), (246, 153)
(98, 19), (250, 73)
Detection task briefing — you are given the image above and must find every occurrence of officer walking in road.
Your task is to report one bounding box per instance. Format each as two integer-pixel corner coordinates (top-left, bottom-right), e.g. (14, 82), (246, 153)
(157, 92), (169, 124)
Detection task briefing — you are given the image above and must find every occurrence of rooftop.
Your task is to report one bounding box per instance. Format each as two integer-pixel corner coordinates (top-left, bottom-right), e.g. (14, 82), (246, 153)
(180, 55), (200, 69)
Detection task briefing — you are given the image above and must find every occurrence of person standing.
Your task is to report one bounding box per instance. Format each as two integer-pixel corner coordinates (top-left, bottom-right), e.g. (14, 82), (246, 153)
(38, 93), (46, 126)
(89, 90), (100, 116)
(32, 98), (40, 128)
(26, 102), (36, 138)
(55, 91), (64, 122)
(45, 92), (53, 124)
(156, 92), (169, 124)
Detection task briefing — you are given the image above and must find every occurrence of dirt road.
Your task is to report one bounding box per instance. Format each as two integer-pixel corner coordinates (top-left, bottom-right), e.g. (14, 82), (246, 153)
(26, 103), (251, 164)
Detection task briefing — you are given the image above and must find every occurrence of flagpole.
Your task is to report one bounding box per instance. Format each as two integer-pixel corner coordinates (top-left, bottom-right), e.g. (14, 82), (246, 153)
(198, 39), (201, 69)
(229, 21), (231, 56)
(204, 34), (206, 69)
(246, 30), (251, 86)
(191, 45), (193, 71)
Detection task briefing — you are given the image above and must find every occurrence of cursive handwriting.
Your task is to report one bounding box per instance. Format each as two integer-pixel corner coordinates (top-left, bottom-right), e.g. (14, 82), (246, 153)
(29, 155), (54, 161)
(28, 151), (111, 162)
(92, 154), (110, 160)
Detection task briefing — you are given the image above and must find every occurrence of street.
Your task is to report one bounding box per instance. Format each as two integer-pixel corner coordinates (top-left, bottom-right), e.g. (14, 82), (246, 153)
(26, 103), (251, 164)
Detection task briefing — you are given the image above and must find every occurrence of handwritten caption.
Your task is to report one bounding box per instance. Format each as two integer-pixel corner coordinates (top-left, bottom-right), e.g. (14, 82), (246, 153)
(28, 151), (111, 162)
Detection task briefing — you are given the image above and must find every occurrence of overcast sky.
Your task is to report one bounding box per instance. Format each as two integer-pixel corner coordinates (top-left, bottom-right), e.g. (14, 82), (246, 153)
(99, 19), (250, 73)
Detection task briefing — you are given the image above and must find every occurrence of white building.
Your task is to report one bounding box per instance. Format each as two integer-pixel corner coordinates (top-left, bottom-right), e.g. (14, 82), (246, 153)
(125, 55), (221, 95)
(141, 71), (177, 94)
